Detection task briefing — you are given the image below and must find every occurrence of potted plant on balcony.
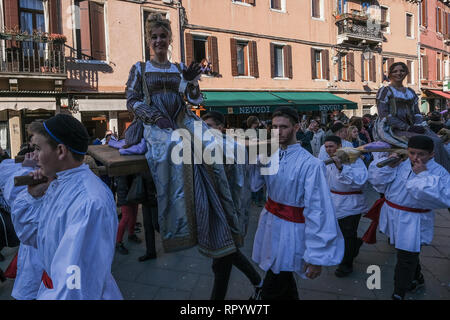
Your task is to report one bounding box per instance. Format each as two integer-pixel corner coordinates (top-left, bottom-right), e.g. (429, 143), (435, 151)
(49, 33), (67, 44)
(14, 31), (30, 42)
(0, 31), (12, 41)
(32, 30), (49, 43)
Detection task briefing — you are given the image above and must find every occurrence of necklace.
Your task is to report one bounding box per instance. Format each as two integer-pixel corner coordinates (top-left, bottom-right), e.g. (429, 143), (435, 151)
(150, 59), (171, 69)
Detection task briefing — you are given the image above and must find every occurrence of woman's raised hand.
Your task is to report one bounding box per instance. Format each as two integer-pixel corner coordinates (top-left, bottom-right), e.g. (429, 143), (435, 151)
(183, 61), (202, 81)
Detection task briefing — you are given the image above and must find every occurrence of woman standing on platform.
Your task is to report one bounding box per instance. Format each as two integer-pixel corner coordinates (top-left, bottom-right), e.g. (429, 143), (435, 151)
(374, 62), (450, 171)
(125, 14), (247, 261)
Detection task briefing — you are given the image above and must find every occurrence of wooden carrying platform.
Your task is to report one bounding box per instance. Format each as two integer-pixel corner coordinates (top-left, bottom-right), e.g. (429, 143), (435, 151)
(87, 145), (149, 177)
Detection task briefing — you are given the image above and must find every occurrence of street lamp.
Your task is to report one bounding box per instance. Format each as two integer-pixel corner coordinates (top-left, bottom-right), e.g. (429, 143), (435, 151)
(363, 47), (374, 60)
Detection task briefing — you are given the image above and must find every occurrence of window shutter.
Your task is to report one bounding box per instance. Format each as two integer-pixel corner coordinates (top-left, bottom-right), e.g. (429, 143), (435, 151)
(79, 0), (92, 57)
(348, 52), (355, 82)
(247, 0), (256, 5)
(311, 48), (317, 79)
(208, 36), (219, 74)
(89, 2), (106, 60)
(387, 58), (394, 75)
(436, 8), (439, 33)
(361, 54), (365, 82)
(370, 56), (377, 82)
(185, 33), (194, 66)
(271, 0), (281, 10)
(283, 45), (292, 79)
(437, 59), (441, 80)
(48, 0), (61, 34)
(421, 0), (428, 27)
(230, 38), (238, 76)
(423, 56), (429, 79)
(407, 60), (412, 84)
(312, 0), (320, 18)
(271, 43), (276, 78)
(249, 41), (259, 78)
(406, 14), (412, 37)
(322, 49), (329, 80)
(4, 0), (19, 48)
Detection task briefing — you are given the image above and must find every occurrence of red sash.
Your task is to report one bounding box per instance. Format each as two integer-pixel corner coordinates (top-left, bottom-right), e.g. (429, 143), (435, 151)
(330, 190), (363, 195)
(3, 251), (53, 289)
(362, 197), (431, 244)
(265, 197), (305, 223)
(385, 199), (431, 213)
(42, 271), (53, 289)
(4, 252), (18, 278)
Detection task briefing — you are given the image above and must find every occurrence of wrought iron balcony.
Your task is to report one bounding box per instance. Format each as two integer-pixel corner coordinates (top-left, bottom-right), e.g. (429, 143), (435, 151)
(335, 13), (385, 45)
(0, 36), (66, 78)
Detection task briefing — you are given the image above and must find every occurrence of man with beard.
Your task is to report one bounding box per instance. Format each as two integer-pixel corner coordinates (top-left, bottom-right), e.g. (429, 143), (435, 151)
(251, 106), (344, 300)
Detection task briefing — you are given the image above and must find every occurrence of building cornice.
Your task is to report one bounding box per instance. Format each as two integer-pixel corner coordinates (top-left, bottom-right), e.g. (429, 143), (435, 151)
(418, 43), (450, 55)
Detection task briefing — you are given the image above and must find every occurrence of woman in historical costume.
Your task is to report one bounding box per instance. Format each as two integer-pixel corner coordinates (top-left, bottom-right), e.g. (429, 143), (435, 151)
(125, 14), (245, 259)
(374, 62), (450, 171)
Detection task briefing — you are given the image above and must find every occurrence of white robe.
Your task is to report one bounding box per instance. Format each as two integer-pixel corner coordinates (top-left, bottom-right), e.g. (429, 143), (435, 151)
(324, 156), (369, 219)
(251, 143), (344, 276)
(2, 165), (43, 300)
(318, 139), (353, 160)
(11, 164), (123, 300)
(368, 157), (450, 252)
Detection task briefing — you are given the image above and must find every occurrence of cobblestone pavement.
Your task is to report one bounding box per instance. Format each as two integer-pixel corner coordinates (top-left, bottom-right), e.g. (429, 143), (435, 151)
(1, 184), (449, 300)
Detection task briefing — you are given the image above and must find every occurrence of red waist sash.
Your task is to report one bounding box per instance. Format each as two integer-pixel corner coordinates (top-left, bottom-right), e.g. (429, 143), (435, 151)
(4, 252), (53, 289)
(385, 199), (431, 213)
(330, 190), (363, 195)
(265, 197), (305, 223)
(42, 271), (53, 289)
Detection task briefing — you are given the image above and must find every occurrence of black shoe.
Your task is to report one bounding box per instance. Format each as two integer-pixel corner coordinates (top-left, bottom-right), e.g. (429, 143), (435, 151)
(0, 252), (4, 262)
(335, 265), (353, 278)
(138, 253), (156, 262)
(408, 274), (425, 293)
(249, 286), (262, 300)
(128, 234), (142, 243)
(116, 242), (129, 255)
(391, 293), (404, 300)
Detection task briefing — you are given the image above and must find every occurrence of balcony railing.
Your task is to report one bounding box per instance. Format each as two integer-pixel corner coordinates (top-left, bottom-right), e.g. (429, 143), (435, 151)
(0, 38), (65, 77)
(335, 13), (385, 45)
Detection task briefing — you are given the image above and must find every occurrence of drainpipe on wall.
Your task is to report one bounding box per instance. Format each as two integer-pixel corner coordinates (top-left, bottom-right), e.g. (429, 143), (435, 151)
(177, 0), (185, 64)
(417, 1), (422, 109)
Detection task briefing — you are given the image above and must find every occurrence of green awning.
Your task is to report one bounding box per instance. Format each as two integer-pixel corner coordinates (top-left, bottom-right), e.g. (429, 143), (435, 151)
(271, 92), (358, 111)
(202, 91), (291, 107)
(201, 91), (357, 114)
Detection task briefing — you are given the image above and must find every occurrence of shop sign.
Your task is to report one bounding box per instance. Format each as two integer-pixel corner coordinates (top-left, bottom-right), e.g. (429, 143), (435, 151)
(237, 106), (272, 114)
(319, 104), (344, 111)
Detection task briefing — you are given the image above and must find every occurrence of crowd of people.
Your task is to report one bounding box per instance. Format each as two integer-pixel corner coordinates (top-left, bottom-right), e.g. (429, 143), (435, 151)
(0, 13), (449, 301)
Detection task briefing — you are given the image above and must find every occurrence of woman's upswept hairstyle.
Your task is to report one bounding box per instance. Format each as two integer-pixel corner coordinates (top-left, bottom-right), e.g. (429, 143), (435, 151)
(145, 13), (172, 45)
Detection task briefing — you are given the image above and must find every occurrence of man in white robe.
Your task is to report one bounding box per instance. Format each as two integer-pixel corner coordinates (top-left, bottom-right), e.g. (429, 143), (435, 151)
(368, 135), (450, 300)
(11, 114), (122, 300)
(323, 136), (368, 277)
(2, 150), (44, 300)
(251, 107), (344, 300)
(318, 122), (353, 160)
